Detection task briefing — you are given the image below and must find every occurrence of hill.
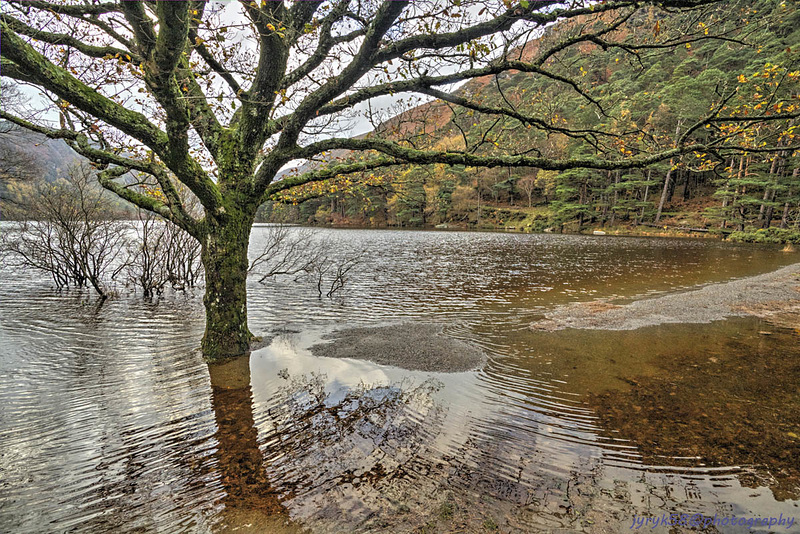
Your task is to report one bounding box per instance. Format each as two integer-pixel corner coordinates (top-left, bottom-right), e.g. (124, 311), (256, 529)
(0, 123), (81, 182)
(0, 123), (142, 219)
(262, 0), (800, 239)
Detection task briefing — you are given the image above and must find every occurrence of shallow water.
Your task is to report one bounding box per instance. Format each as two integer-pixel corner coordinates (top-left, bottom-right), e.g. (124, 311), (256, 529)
(1, 228), (799, 533)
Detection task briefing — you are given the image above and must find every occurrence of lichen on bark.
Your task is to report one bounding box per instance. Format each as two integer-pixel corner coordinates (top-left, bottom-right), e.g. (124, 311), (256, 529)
(200, 205), (257, 361)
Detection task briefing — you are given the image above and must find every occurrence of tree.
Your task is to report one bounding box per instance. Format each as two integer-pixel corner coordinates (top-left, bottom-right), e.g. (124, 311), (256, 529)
(0, 163), (129, 298)
(0, 137), (41, 205)
(123, 209), (204, 297)
(551, 167), (596, 229)
(1, 0), (798, 360)
(517, 174), (536, 208)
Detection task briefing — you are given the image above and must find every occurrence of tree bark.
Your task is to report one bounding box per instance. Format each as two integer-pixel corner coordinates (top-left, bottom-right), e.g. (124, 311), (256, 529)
(720, 158), (735, 229)
(758, 156), (780, 227)
(637, 171), (651, 225)
(609, 170), (620, 226)
(758, 187), (771, 228)
(655, 160), (674, 224)
(782, 169), (799, 228)
(200, 208), (256, 361)
(780, 202), (790, 229)
(682, 170), (690, 201)
(763, 189), (776, 229)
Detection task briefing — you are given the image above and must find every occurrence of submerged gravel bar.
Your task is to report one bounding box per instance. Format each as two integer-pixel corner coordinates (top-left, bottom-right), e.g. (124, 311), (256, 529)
(309, 323), (486, 372)
(531, 262), (800, 331)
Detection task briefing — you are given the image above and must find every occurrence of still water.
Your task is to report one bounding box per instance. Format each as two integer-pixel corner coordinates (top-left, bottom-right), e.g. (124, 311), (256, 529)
(1, 229), (799, 533)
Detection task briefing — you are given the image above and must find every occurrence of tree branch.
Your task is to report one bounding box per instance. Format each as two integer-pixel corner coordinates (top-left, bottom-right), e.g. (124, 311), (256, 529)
(97, 166), (194, 234)
(0, 109), (198, 233)
(280, 0), (362, 90)
(263, 156), (400, 200)
(298, 136), (707, 172)
(0, 23), (167, 151)
(0, 14), (143, 64)
(275, 0), (409, 155)
(5, 0), (120, 17)
(235, 0), (289, 156)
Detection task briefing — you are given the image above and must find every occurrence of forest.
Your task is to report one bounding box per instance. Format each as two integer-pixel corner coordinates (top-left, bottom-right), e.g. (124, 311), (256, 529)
(256, 0), (800, 244)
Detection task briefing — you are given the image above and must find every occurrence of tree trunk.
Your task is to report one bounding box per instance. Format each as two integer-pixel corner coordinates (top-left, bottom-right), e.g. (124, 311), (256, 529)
(201, 209), (256, 361)
(682, 170), (690, 201)
(763, 189), (776, 229)
(780, 202), (790, 229)
(720, 158), (734, 229)
(476, 186), (481, 226)
(609, 170), (620, 226)
(600, 191), (608, 225)
(737, 156), (750, 231)
(720, 189), (729, 229)
(637, 172), (650, 225)
(758, 156), (780, 227)
(782, 169), (799, 228)
(655, 161), (674, 224)
(758, 187), (771, 228)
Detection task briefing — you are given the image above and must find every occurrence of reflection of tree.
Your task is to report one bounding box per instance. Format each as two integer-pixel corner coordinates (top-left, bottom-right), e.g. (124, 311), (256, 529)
(264, 371), (445, 494)
(207, 356), (288, 527)
(206, 358), (445, 531)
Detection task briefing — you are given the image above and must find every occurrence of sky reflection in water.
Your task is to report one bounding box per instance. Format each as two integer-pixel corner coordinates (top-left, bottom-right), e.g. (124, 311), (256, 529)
(1, 228), (799, 532)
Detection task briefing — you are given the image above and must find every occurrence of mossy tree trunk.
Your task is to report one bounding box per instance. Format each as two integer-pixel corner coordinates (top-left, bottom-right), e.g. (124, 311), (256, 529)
(200, 199), (257, 361)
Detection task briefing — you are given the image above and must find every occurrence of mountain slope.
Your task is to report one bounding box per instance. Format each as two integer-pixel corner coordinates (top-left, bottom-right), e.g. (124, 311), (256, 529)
(266, 0), (799, 233)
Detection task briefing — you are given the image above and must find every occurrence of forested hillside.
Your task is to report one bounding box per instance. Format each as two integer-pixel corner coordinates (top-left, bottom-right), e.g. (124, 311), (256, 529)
(0, 124), (139, 218)
(0, 124), (81, 204)
(261, 0), (800, 239)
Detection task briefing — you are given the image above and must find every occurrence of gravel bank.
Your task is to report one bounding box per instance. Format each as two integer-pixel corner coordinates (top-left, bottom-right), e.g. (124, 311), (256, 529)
(309, 323), (486, 372)
(531, 263), (800, 331)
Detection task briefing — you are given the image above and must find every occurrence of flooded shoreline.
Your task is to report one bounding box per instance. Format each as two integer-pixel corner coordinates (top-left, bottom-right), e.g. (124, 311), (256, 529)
(2, 229), (799, 533)
(531, 262), (800, 332)
(584, 316), (800, 503)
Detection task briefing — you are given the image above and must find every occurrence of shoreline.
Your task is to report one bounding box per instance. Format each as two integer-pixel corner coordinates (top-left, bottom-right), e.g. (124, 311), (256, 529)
(531, 263), (800, 332)
(253, 221), (721, 240)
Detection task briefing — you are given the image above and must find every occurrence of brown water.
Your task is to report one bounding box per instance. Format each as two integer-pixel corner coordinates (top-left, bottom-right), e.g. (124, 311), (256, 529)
(1, 229), (799, 533)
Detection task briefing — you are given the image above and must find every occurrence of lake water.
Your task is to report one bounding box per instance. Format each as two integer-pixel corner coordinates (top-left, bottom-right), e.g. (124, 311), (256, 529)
(1, 228), (799, 533)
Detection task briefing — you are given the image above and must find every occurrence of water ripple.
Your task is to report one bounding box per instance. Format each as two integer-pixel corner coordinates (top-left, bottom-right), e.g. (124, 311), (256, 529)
(1, 228), (798, 532)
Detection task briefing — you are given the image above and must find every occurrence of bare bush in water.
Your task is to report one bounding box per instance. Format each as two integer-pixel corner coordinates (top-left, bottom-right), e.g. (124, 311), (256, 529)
(249, 225), (364, 298)
(119, 210), (203, 297)
(0, 164), (129, 298)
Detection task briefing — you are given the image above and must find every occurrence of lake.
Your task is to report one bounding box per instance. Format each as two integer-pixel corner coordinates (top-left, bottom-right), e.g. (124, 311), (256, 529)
(1, 228), (798, 533)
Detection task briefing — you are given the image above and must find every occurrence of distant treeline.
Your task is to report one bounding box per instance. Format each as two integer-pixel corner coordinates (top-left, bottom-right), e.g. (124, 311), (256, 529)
(260, 0), (800, 236)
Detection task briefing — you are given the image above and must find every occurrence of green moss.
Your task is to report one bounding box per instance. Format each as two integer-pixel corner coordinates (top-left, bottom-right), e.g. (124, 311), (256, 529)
(728, 227), (800, 245)
(200, 209), (257, 361)
(438, 501), (455, 521)
(483, 517), (499, 531)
